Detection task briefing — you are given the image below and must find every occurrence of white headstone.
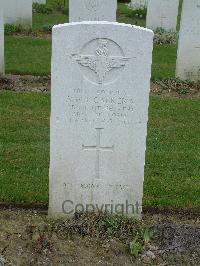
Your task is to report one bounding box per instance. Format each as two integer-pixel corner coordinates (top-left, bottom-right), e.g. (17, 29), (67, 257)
(69, 0), (117, 22)
(49, 21), (153, 218)
(131, 0), (148, 10)
(0, 0), (32, 28)
(0, 10), (4, 75)
(176, 0), (200, 81)
(146, 0), (179, 31)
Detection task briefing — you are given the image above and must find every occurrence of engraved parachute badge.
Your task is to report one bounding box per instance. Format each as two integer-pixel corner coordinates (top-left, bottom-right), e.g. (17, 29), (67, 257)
(72, 38), (131, 85)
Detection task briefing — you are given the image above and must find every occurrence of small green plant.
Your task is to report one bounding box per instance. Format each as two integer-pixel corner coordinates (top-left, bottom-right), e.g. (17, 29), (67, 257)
(126, 8), (147, 19)
(4, 23), (31, 35)
(52, 0), (67, 13)
(33, 3), (53, 14)
(129, 227), (154, 257)
(96, 214), (122, 235)
(180, 86), (189, 94)
(130, 235), (143, 257)
(142, 228), (154, 245)
(42, 24), (54, 33)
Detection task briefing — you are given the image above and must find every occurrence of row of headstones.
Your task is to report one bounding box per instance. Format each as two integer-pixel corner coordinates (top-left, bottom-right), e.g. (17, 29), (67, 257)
(0, 0), (179, 32)
(147, 0), (200, 81)
(0, 0), (196, 33)
(0, 0), (46, 74)
(0, 0), (198, 32)
(1, 0), (200, 81)
(71, 0), (179, 32)
(48, 0), (199, 218)
(49, 1), (153, 217)
(146, 0), (200, 81)
(0, 1), (198, 218)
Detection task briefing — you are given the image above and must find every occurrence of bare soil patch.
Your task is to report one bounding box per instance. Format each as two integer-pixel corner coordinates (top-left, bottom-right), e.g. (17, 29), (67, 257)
(0, 74), (200, 98)
(0, 74), (50, 93)
(0, 209), (199, 265)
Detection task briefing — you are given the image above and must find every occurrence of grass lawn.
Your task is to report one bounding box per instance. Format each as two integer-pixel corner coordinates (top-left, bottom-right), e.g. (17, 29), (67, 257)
(33, 12), (68, 31)
(152, 45), (177, 79)
(2, 0), (199, 210)
(5, 36), (51, 76)
(4, 0), (181, 79)
(0, 92), (199, 208)
(0, 92), (50, 203)
(5, 36), (177, 79)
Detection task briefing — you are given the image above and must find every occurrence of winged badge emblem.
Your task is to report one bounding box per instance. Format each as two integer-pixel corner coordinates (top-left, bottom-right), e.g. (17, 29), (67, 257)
(72, 39), (130, 84)
(84, 0), (100, 11)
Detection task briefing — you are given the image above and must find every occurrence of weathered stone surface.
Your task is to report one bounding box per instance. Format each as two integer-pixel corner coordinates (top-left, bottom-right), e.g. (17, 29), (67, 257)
(176, 0), (200, 81)
(146, 0), (179, 31)
(69, 0), (117, 22)
(0, 0), (32, 28)
(131, 0), (148, 10)
(0, 10), (4, 75)
(49, 21), (153, 218)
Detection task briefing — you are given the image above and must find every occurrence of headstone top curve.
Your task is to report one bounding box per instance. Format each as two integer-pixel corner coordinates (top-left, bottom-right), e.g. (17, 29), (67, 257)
(53, 21), (154, 35)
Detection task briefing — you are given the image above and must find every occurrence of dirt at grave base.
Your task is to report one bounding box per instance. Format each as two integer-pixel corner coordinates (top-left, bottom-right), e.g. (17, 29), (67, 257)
(0, 209), (199, 266)
(0, 74), (200, 98)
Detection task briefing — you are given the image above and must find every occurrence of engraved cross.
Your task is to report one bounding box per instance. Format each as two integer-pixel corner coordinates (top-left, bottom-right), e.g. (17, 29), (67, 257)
(82, 128), (114, 179)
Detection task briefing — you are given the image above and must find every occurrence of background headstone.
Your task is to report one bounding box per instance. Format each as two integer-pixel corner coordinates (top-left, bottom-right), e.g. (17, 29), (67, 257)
(146, 0), (179, 31)
(0, 0), (32, 28)
(131, 0), (148, 10)
(69, 0), (117, 22)
(49, 21), (153, 218)
(176, 0), (200, 81)
(0, 10), (4, 75)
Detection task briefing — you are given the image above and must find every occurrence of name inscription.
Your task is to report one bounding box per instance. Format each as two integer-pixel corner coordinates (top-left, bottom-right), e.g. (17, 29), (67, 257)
(65, 88), (136, 126)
